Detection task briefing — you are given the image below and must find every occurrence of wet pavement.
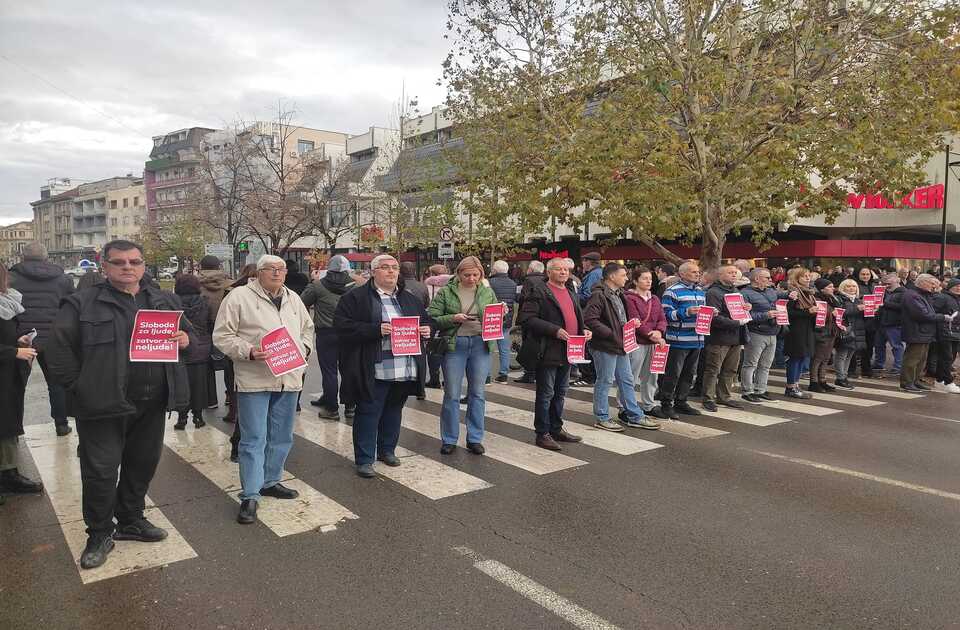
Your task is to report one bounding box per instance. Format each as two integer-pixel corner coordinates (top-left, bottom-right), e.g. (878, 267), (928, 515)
(3, 361), (960, 629)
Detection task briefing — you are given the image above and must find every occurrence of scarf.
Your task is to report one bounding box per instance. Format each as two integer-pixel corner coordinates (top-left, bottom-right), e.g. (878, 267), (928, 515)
(0, 288), (25, 320)
(789, 281), (818, 310)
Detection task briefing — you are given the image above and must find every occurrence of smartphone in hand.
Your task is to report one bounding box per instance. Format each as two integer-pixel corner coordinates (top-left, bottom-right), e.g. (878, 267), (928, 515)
(26, 329), (38, 343)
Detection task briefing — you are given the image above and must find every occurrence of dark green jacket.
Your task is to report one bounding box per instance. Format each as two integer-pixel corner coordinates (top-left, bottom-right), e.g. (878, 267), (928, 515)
(428, 278), (499, 353)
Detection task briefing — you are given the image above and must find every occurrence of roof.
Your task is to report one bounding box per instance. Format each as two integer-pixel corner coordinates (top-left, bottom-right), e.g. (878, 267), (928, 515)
(30, 187), (79, 207)
(376, 137), (464, 193)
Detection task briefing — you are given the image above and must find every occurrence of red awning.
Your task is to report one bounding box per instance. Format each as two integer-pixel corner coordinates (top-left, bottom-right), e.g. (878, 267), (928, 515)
(344, 253), (376, 262)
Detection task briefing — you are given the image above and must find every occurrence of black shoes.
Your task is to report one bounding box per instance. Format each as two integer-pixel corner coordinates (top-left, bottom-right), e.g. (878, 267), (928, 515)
(0, 469), (43, 494)
(716, 399), (741, 409)
(237, 499), (258, 524)
(344, 406), (356, 419)
(820, 382), (837, 392)
(460, 397), (468, 405)
(648, 406), (672, 420)
(754, 391), (775, 401)
(113, 518), (168, 542)
(173, 414), (187, 430)
(377, 452), (402, 466)
(467, 442), (485, 455)
(702, 400), (718, 412)
(55, 423), (72, 437)
(261, 483), (300, 499)
(784, 387), (812, 399)
(440, 444), (457, 455)
(551, 429), (582, 443)
(901, 384), (925, 393)
(913, 381), (932, 391)
(79, 535), (115, 569)
(673, 401), (701, 416)
(193, 414), (206, 428)
(356, 464), (376, 478)
(514, 374), (536, 384)
(808, 382), (825, 393)
(309, 399), (324, 407)
(229, 445), (238, 463)
(495, 374), (509, 383)
(425, 380), (443, 389)
(834, 380), (854, 390)
(317, 406), (340, 420)
(741, 393), (762, 403)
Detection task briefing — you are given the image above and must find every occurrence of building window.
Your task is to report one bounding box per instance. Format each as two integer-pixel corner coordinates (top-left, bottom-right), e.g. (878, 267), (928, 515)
(110, 200), (118, 209)
(123, 198), (129, 208)
(134, 196), (139, 206)
(297, 140), (315, 154)
(111, 218), (118, 226)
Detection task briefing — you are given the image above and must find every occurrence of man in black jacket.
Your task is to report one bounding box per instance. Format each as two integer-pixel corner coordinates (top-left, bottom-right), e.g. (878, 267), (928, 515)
(334, 254), (434, 478)
(9, 242), (75, 436)
(875, 273), (905, 375)
(701, 265), (750, 411)
(514, 261), (546, 383)
(932, 279), (960, 393)
(46, 240), (191, 570)
(488, 260), (518, 382)
(517, 258), (592, 451)
(900, 274), (955, 392)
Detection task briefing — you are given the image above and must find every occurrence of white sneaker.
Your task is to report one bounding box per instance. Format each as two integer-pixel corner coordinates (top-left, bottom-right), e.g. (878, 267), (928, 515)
(933, 381), (949, 393)
(946, 383), (960, 394)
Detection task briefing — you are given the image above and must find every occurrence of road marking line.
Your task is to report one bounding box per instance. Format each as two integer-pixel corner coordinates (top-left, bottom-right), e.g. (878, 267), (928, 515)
(764, 375), (921, 399)
(163, 425), (358, 535)
(905, 412), (960, 425)
(686, 402), (792, 426)
(453, 546), (622, 630)
(420, 388), (664, 455)
(769, 369), (898, 389)
(748, 449), (960, 502)
(23, 426), (197, 584)
(403, 409), (588, 475)
(749, 398), (842, 416)
(294, 415), (492, 500)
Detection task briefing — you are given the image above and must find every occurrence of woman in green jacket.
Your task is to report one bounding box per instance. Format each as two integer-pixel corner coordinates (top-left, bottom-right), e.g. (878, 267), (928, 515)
(428, 256), (499, 455)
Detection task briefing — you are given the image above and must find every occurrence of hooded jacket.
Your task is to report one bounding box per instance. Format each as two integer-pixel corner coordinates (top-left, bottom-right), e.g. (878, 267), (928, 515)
(9, 259), (75, 350)
(198, 269), (233, 324)
(301, 270), (355, 329)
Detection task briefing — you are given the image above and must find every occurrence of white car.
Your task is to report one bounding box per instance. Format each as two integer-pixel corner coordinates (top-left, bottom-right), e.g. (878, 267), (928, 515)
(65, 266), (86, 277)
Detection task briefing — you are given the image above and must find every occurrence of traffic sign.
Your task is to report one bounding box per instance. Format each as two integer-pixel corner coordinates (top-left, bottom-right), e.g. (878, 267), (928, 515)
(78, 259), (95, 269)
(438, 240), (455, 260)
(439, 226), (455, 241)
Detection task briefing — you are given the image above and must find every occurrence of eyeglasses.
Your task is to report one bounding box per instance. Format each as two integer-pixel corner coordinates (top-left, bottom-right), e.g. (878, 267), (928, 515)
(260, 266), (287, 275)
(106, 258), (144, 267)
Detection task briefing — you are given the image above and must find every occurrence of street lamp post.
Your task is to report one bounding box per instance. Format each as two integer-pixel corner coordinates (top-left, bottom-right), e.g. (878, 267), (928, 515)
(940, 143), (960, 280)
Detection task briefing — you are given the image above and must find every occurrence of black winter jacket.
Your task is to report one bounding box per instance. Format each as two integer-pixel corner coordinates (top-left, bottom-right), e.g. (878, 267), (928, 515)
(177, 293), (212, 364)
(932, 291), (960, 341)
(704, 282), (749, 346)
(334, 281), (435, 405)
(0, 314), (30, 440)
(837, 294), (867, 350)
(45, 280), (192, 421)
(878, 286), (905, 328)
(814, 292), (841, 343)
(902, 287), (946, 344)
(8, 260), (74, 350)
(517, 280), (585, 369)
(784, 296), (816, 358)
(583, 284), (629, 355)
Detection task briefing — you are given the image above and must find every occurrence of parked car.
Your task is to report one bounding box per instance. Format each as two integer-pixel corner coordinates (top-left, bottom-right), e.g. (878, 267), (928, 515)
(65, 266), (86, 277)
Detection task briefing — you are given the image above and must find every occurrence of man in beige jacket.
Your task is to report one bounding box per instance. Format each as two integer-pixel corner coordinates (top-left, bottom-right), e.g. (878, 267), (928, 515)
(213, 254), (314, 525)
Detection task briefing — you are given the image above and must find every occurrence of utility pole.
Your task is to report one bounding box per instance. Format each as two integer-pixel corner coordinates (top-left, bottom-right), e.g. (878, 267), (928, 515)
(941, 143), (960, 280)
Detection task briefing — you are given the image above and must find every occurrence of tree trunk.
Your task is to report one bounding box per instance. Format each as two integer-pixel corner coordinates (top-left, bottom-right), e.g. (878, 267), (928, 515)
(635, 233), (684, 266)
(700, 230), (726, 271)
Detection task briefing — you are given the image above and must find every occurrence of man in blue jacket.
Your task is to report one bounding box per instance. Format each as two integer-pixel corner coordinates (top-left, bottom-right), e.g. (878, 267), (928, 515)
(577, 252), (603, 305)
(653, 261), (705, 419)
(488, 260), (517, 382)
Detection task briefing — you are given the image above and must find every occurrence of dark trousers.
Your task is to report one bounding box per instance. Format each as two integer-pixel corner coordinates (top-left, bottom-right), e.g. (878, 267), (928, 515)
(315, 328), (340, 410)
(701, 344), (741, 403)
(810, 339), (835, 384)
(205, 363), (218, 408)
(534, 363), (571, 435)
(181, 363), (207, 415)
(352, 379), (409, 465)
(658, 347), (701, 404)
(901, 343), (930, 387)
(37, 350), (67, 426)
(76, 400), (166, 537)
(935, 340), (959, 384)
(856, 329), (876, 376)
(428, 352), (443, 385)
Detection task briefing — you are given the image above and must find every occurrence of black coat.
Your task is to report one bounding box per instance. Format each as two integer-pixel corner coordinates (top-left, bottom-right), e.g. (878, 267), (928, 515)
(517, 280), (585, 368)
(8, 260), (74, 350)
(902, 287), (945, 344)
(836, 294), (867, 350)
(46, 281), (191, 421)
(878, 286), (905, 328)
(704, 282), (749, 346)
(0, 314), (30, 440)
(932, 291), (960, 341)
(783, 296), (816, 358)
(583, 284), (628, 355)
(334, 281), (435, 405)
(857, 280), (878, 332)
(177, 293), (212, 364)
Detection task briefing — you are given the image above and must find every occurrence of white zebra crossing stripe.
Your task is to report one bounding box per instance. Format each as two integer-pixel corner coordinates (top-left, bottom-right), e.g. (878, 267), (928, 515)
(23, 426), (197, 584)
(769, 369), (899, 390)
(686, 402), (792, 426)
(163, 425), (358, 535)
(748, 398), (842, 416)
(402, 409), (588, 475)
(293, 415), (493, 500)
(485, 382), (727, 440)
(733, 381), (883, 407)
(419, 388), (664, 455)
(763, 375), (922, 399)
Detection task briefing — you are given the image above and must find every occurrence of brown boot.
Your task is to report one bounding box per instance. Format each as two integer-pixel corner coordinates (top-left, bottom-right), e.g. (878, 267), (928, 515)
(535, 434), (562, 451)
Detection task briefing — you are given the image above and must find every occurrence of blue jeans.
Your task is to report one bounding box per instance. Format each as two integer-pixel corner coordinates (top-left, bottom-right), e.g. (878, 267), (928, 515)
(236, 391), (298, 501)
(882, 326), (904, 371)
(494, 323), (512, 376)
(534, 363), (571, 435)
(592, 349), (644, 421)
(786, 356), (805, 385)
(352, 379), (409, 465)
(441, 336), (491, 445)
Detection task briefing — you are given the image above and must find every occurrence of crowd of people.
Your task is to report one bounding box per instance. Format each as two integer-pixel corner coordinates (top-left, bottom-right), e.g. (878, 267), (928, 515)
(0, 238), (957, 572)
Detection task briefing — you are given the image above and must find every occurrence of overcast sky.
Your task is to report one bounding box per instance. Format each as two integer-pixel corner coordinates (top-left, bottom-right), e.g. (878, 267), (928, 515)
(0, 1), (450, 225)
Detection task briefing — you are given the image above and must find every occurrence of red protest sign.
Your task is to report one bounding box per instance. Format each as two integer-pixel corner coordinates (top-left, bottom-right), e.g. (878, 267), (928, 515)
(724, 293), (751, 324)
(481, 303), (506, 341)
(129, 310), (183, 362)
(862, 294), (879, 318)
(623, 319), (639, 353)
(775, 299), (789, 325)
(695, 306), (715, 335)
(834, 307), (847, 331)
(567, 335), (588, 363)
(815, 300), (828, 328)
(261, 327), (307, 377)
(390, 316), (422, 356)
(874, 285), (887, 299)
(650, 344), (670, 374)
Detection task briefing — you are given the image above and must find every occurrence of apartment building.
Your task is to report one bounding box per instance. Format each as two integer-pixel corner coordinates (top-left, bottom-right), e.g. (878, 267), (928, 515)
(31, 179), (80, 266)
(105, 178), (146, 242)
(0, 220), (34, 265)
(144, 127), (216, 226)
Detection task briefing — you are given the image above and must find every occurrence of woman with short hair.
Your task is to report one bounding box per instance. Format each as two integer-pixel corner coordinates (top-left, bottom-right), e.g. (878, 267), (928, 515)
(783, 267), (818, 399)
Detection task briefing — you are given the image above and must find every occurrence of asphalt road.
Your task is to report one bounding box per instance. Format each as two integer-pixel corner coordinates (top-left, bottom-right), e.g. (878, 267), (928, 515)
(3, 359), (960, 629)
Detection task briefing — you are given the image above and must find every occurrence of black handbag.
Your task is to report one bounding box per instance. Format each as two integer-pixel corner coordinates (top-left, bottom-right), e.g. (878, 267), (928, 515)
(426, 335), (449, 355)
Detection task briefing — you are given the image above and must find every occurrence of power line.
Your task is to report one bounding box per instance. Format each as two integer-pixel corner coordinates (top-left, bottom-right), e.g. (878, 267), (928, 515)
(0, 53), (148, 136)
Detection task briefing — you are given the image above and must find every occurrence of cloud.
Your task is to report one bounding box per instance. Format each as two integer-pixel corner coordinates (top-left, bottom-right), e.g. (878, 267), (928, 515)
(0, 0), (450, 225)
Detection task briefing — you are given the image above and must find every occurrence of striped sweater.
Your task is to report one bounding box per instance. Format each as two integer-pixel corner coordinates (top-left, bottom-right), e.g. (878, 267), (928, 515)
(661, 280), (706, 348)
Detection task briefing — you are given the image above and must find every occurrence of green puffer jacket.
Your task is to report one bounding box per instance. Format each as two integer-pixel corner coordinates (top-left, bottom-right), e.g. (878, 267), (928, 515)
(427, 277), (500, 353)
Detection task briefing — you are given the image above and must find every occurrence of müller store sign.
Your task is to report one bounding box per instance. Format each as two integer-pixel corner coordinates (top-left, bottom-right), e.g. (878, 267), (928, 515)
(846, 183), (944, 210)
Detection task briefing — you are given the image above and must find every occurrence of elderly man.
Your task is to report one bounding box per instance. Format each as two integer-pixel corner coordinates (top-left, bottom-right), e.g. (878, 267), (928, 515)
(875, 273), (906, 375)
(334, 255), (433, 478)
(653, 260), (705, 419)
(577, 252), (603, 305)
(9, 242), (75, 436)
(739, 268), (784, 401)
(701, 265), (750, 411)
(488, 259), (518, 382)
(517, 257), (593, 450)
(47, 239), (191, 569)
(900, 274), (955, 392)
(213, 254), (314, 525)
